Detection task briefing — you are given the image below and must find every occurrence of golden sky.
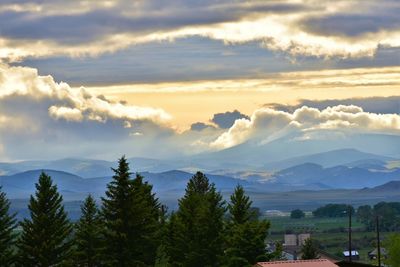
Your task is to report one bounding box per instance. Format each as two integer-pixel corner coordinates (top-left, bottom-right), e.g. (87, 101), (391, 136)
(88, 67), (400, 129)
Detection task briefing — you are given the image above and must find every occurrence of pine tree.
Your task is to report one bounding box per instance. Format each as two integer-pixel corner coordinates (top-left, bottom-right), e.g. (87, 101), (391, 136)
(269, 241), (286, 261)
(101, 156), (160, 266)
(17, 172), (73, 266)
(301, 238), (319, 259)
(224, 185), (270, 266)
(167, 172), (226, 267)
(0, 186), (17, 266)
(73, 194), (103, 267)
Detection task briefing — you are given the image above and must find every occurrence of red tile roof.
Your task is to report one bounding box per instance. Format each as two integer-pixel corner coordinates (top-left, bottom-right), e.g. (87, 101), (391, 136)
(256, 259), (338, 267)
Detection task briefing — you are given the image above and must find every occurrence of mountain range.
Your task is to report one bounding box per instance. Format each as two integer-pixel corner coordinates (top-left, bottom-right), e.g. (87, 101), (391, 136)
(1, 146), (400, 218)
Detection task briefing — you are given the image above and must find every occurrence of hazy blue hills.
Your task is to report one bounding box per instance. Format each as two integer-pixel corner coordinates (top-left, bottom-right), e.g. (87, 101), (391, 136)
(0, 169), (252, 200)
(195, 133), (400, 171)
(2, 164), (400, 219)
(273, 163), (400, 189)
(264, 148), (393, 170)
(1, 147), (396, 180)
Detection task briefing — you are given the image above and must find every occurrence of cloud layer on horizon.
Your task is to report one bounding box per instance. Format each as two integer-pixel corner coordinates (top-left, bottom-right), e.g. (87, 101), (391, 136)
(1, 0), (400, 62)
(1, 63), (400, 161)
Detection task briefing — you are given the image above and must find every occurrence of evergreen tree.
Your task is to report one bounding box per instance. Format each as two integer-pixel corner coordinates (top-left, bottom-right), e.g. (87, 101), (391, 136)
(167, 172), (226, 267)
(228, 185), (254, 224)
(269, 242), (286, 261)
(301, 238), (319, 260)
(0, 186), (17, 266)
(17, 172), (73, 266)
(73, 194), (103, 267)
(224, 185), (270, 266)
(102, 156), (160, 266)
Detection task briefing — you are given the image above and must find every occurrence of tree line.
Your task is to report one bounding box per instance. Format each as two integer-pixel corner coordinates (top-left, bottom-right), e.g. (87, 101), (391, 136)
(0, 156), (277, 267)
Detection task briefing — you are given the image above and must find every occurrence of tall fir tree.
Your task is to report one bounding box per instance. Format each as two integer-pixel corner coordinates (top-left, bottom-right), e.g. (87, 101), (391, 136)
(166, 172), (226, 267)
(17, 172), (73, 266)
(73, 194), (103, 267)
(224, 185), (270, 267)
(0, 186), (17, 266)
(301, 238), (319, 260)
(101, 156), (161, 267)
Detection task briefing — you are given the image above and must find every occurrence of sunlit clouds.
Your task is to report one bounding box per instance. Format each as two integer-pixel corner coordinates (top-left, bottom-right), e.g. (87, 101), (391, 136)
(1, 0), (400, 62)
(0, 64), (171, 124)
(210, 105), (400, 149)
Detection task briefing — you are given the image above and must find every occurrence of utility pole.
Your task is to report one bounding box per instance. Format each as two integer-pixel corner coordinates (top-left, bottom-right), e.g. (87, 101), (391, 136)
(348, 205), (352, 262)
(376, 215), (381, 267)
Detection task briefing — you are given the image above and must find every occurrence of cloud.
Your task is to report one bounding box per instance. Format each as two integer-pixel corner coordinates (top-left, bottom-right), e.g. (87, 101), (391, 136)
(190, 122), (216, 131)
(0, 64), (171, 123)
(1, 0), (400, 61)
(48, 106), (83, 122)
(211, 110), (250, 129)
(268, 96), (400, 115)
(0, 63), (178, 160)
(210, 105), (400, 149)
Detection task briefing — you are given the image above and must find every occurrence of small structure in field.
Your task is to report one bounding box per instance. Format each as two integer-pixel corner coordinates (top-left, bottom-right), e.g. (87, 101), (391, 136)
(367, 247), (387, 260)
(342, 250), (359, 261)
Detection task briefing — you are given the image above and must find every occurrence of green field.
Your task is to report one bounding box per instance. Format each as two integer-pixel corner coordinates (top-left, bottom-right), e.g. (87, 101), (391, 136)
(265, 215), (386, 263)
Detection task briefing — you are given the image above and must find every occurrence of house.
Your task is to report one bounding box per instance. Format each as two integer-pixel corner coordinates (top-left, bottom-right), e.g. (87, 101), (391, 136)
(282, 233), (312, 259)
(343, 250), (360, 261)
(284, 233), (310, 246)
(298, 233), (311, 245)
(255, 259), (339, 267)
(368, 247), (387, 260)
(284, 234), (297, 246)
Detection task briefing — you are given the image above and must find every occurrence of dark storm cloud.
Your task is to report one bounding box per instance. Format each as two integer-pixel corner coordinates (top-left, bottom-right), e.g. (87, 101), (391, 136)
(211, 110), (250, 129)
(190, 122), (216, 131)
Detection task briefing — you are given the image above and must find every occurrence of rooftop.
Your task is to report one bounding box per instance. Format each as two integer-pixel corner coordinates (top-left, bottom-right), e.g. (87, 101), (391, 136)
(256, 259), (338, 267)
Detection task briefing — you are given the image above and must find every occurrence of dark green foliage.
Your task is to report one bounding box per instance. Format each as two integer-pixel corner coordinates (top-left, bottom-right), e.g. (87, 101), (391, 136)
(166, 172), (226, 267)
(268, 242), (286, 261)
(357, 202), (400, 231)
(290, 209), (305, 219)
(17, 172), (73, 266)
(228, 185), (254, 224)
(301, 238), (319, 259)
(0, 187), (17, 266)
(356, 205), (374, 230)
(384, 234), (400, 267)
(73, 195), (103, 267)
(374, 202), (400, 231)
(313, 204), (354, 218)
(224, 185), (270, 266)
(101, 156), (161, 266)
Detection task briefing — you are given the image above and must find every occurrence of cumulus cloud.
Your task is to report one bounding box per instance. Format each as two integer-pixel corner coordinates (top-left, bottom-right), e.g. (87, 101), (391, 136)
(0, 63), (180, 160)
(211, 105), (400, 149)
(48, 106), (83, 122)
(1, 0), (400, 61)
(0, 64), (171, 123)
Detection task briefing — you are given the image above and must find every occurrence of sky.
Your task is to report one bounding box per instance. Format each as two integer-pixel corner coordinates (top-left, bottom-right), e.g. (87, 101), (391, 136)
(1, 0), (400, 161)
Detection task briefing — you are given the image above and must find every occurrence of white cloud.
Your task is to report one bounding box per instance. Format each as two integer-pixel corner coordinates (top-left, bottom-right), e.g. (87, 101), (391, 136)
(48, 106), (83, 122)
(211, 105), (400, 149)
(0, 64), (172, 124)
